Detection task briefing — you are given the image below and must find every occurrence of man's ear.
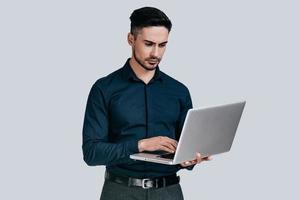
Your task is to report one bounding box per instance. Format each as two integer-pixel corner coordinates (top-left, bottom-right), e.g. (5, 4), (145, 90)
(127, 32), (134, 46)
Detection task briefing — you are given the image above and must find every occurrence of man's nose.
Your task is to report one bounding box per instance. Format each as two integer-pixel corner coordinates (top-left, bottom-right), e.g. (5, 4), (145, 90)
(150, 46), (159, 58)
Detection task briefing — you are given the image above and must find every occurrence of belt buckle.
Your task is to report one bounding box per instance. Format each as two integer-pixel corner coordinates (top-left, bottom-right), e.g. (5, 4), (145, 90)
(142, 178), (153, 189)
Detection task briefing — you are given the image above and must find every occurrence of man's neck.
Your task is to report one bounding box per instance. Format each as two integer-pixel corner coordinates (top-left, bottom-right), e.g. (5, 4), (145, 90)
(129, 58), (155, 84)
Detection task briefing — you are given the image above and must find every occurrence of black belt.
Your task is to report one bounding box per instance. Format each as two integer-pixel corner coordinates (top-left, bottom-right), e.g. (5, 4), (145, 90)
(105, 171), (180, 189)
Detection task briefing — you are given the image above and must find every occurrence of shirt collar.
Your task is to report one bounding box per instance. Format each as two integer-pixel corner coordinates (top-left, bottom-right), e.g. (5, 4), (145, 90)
(122, 58), (163, 83)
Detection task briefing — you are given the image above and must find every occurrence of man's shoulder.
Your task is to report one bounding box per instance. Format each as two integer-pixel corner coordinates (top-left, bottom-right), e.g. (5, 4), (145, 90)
(160, 71), (190, 93)
(93, 67), (123, 89)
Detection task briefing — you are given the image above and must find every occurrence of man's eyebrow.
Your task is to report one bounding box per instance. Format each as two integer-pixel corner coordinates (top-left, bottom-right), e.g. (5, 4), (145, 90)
(143, 40), (168, 45)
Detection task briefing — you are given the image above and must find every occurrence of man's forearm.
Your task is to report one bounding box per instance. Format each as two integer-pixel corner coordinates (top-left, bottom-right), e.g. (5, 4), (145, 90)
(82, 139), (139, 166)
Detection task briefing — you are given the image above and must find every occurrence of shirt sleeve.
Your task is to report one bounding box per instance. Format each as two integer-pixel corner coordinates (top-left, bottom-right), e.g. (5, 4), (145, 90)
(175, 87), (193, 140)
(82, 83), (139, 166)
(176, 88), (195, 171)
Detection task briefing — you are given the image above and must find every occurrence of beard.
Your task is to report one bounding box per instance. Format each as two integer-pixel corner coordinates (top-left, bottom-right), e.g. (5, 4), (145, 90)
(133, 50), (161, 71)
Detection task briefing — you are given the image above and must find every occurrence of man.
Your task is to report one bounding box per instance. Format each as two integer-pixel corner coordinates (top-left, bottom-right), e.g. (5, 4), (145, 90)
(82, 7), (212, 200)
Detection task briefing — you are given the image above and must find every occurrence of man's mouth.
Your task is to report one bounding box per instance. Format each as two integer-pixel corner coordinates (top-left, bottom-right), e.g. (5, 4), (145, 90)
(148, 60), (159, 65)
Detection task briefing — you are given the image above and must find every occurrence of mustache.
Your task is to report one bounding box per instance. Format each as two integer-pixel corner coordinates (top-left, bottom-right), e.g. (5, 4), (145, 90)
(146, 57), (161, 62)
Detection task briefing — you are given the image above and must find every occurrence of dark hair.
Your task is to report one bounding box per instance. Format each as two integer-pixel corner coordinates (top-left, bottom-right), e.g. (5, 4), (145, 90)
(130, 7), (172, 37)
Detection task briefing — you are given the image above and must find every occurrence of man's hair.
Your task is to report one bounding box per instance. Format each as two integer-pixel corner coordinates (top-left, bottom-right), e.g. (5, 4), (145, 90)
(130, 7), (172, 38)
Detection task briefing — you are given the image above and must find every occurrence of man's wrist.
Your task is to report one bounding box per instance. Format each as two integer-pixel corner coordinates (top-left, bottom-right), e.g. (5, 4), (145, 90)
(138, 139), (144, 152)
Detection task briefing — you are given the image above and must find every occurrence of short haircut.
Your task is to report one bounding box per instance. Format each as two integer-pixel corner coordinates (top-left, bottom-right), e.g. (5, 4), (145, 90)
(130, 7), (172, 38)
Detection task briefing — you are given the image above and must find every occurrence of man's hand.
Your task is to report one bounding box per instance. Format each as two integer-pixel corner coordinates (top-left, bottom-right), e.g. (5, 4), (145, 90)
(138, 136), (177, 153)
(180, 153), (212, 168)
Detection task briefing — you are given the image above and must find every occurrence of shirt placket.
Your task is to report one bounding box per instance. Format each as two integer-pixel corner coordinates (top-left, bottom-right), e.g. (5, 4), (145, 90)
(144, 83), (150, 138)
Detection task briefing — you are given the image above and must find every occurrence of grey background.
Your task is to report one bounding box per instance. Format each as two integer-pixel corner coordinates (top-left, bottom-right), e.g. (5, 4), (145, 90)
(0, 0), (299, 199)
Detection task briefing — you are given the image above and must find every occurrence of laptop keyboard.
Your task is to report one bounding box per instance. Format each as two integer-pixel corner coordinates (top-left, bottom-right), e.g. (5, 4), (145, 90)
(159, 153), (175, 159)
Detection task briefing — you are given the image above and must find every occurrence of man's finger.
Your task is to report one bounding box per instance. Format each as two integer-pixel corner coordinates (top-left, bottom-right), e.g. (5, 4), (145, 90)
(182, 161), (192, 166)
(196, 153), (202, 163)
(160, 145), (175, 153)
(161, 142), (176, 152)
(182, 160), (196, 167)
(164, 141), (177, 150)
(161, 136), (177, 144)
(163, 137), (178, 148)
(203, 156), (213, 161)
(184, 161), (191, 165)
(160, 138), (177, 151)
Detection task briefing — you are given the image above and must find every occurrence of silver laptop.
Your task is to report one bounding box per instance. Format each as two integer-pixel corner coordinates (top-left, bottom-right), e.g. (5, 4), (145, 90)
(130, 101), (246, 165)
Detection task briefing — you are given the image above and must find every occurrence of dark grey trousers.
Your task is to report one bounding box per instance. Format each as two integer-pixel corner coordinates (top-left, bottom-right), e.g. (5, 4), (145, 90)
(100, 179), (184, 200)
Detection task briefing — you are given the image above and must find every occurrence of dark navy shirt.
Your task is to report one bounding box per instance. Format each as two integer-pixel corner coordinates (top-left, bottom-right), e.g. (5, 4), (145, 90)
(82, 59), (193, 178)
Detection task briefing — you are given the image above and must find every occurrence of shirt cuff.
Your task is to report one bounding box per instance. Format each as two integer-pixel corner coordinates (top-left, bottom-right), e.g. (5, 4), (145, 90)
(125, 139), (139, 154)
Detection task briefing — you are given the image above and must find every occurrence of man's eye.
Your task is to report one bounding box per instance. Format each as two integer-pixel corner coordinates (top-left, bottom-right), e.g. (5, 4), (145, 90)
(159, 44), (166, 47)
(145, 43), (152, 46)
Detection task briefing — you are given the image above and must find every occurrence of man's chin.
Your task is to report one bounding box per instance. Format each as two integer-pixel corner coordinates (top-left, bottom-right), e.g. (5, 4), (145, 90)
(144, 65), (158, 71)
(141, 63), (158, 71)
